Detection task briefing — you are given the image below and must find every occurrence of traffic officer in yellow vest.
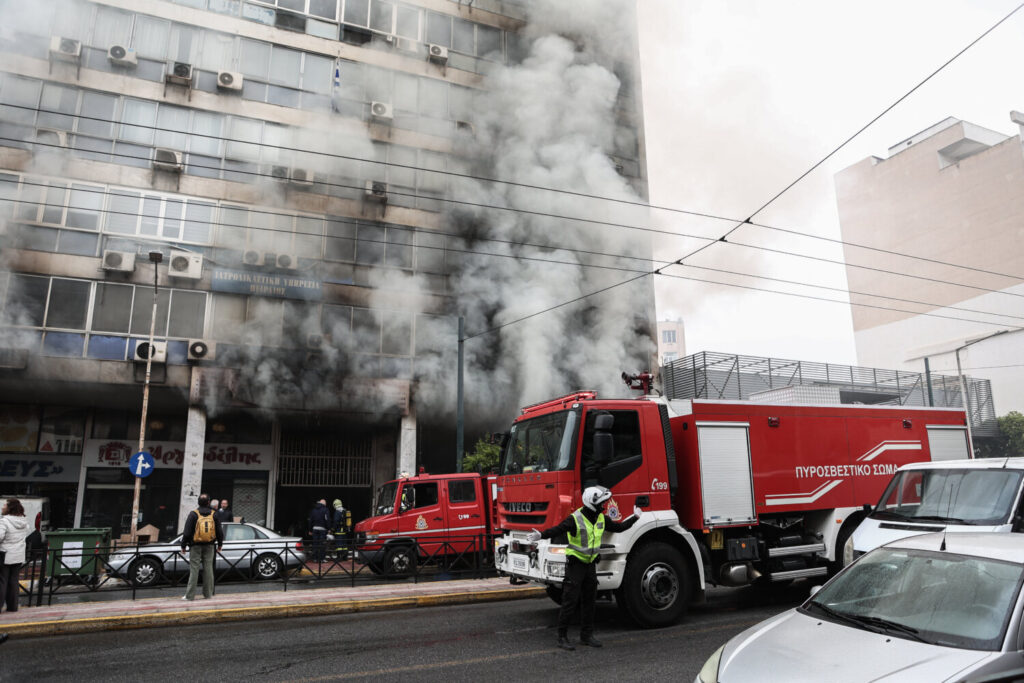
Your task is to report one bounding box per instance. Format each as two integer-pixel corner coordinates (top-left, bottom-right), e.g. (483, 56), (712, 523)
(527, 485), (641, 650)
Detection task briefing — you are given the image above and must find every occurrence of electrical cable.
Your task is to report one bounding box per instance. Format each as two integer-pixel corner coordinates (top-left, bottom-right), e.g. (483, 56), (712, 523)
(8, 101), (1024, 283)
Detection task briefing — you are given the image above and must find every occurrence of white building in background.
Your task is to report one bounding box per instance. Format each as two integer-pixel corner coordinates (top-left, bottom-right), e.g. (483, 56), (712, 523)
(834, 115), (1024, 421)
(0, 0), (650, 537)
(656, 318), (684, 366)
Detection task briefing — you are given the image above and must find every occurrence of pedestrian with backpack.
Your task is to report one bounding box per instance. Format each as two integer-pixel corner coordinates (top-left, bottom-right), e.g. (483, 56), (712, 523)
(181, 493), (224, 600)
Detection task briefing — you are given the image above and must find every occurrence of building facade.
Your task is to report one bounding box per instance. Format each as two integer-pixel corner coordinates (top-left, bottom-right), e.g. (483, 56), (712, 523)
(834, 115), (1024, 424)
(0, 0), (651, 538)
(656, 318), (684, 366)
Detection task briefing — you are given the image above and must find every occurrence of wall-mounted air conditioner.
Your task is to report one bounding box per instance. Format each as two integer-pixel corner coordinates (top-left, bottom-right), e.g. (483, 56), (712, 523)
(153, 148), (183, 173)
(34, 128), (68, 148)
(427, 44), (448, 65)
(168, 249), (203, 279)
(306, 333), (323, 349)
(364, 180), (388, 202)
(108, 45), (137, 68)
(289, 168), (314, 186)
(0, 348), (29, 370)
(50, 36), (81, 62)
(455, 120), (474, 134)
(276, 253), (299, 270)
(133, 341), (167, 363)
(166, 61), (193, 86)
(187, 339), (215, 361)
(101, 250), (136, 272)
(242, 249), (268, 266)
(370, 101), (393, 122)
(217, 71), (243, 91)
(270, 165), (289, 181)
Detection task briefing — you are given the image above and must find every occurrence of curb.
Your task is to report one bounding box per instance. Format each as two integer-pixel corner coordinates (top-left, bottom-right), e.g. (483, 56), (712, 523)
(1, 586), (546, 637)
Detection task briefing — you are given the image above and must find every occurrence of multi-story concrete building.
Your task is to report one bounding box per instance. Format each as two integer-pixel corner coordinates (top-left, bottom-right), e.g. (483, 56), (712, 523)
(834, 115), (1024, 426)
(0, 0), (652, 538)
(656, 318), (684, 366)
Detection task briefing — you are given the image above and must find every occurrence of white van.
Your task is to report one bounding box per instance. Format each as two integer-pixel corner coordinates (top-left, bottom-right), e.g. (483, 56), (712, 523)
(849, 457), (1024, 562)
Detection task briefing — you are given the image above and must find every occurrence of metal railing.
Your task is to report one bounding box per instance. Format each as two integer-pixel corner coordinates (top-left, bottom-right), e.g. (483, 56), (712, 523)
(663, 351), (997, 436)
(14, 534), (499, 607)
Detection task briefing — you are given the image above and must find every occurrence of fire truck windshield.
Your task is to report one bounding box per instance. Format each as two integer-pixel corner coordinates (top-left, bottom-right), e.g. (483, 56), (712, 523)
(501, 409), (580, 475)
(374, 481), (398, 516)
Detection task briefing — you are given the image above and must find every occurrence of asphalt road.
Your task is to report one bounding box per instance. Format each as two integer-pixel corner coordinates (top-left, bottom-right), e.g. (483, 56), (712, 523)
(0, 582), (812, 682)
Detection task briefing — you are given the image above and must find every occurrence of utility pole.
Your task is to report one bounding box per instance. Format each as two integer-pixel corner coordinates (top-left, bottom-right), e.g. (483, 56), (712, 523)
(954, 329), (1011, 456)
(130, 251), (163, 542)
(456, 316), (464, 473)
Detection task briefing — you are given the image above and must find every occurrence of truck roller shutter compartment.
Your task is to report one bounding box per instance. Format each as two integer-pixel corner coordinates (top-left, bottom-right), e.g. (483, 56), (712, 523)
(926, 426), (971, 461)
(697, 423), (756, 526)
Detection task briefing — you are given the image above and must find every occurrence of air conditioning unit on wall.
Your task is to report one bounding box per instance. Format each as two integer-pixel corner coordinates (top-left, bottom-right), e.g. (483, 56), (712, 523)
(364, 180), (388, 202)
(370, 101), (393, 121)
(168, 250), (203, 279)
(108, 45), (137, 68)
(276, 253), (299, 270)
(101, 250), (136, 272)
(289, 168), (314, 186)
(187, 339), (215, 361)
(50, 36), (81, 62)
(134, 341), (167, 363)
(217, 70), (243, 91)
(427, 44), (448, 65)
(242, 249), (266, 266)
(153, 148), (184, 173)
(166, 61), (193, 86)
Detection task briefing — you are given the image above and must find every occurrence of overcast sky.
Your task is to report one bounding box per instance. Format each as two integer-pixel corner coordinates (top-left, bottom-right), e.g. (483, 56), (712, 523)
(637, 0), (1024, 365)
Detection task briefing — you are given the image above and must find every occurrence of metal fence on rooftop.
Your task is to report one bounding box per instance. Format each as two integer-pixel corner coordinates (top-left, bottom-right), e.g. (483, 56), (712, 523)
(662, 351), (997, 437)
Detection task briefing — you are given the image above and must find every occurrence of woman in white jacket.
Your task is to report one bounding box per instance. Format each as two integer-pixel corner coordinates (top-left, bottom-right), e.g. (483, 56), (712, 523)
(0, 498), (31, 613)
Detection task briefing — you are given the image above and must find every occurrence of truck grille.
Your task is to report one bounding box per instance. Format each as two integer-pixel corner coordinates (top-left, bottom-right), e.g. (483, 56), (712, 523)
(506, 514), (547, 525)
(502, 502), (549, 513)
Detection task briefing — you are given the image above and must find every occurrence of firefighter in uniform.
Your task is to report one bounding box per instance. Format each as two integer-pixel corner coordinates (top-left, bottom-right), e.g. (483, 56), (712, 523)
(527, 486), (641, 650)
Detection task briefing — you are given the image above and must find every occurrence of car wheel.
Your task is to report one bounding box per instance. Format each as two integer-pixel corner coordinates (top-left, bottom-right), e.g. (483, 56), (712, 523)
(128, 557), (162, 588)
(383, 545), (416, 577)
(254, 553), (283, 580)
(545, 585), (563, 605)
(616, 541), (690, 628)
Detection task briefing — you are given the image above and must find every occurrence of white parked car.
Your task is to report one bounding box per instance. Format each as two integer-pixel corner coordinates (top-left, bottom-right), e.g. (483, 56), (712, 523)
(850, 457), (1024, 563)
(107, 522), (305, 587)
(697, 532), (1024, 683)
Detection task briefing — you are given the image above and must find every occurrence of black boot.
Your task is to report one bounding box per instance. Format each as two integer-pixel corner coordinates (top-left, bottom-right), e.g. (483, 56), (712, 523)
(580, 634), (602, 648)
(557, 634), (575, 651)
(0, 633), (8, 645)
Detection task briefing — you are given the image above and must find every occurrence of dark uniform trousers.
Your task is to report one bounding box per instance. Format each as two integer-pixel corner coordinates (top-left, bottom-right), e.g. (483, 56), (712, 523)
(558, 556), (598, 638)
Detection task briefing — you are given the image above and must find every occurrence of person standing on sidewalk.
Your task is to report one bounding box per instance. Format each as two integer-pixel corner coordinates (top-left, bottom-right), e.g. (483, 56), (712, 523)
(526, 486), (641, 651)
(0, 498), (30, 614)
(215, 499), (233, 524)
(308, 499), (330, 563)
(180, 493), (223, 600)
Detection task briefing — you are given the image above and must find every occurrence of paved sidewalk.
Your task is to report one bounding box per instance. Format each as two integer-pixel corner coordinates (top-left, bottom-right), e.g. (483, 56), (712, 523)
(0, 578), (544, 637)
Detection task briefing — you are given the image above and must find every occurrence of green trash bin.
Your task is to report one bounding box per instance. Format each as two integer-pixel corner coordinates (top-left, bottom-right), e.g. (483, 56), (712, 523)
(45, 528), (112, 578)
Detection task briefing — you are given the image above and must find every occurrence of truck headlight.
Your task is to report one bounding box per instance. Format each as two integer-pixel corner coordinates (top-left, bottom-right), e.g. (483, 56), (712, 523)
(545, 560), (565, 578)
(697, 644), (724, 683)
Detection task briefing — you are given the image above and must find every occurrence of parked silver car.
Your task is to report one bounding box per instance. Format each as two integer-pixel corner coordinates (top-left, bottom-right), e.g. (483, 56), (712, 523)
(697, 532), (1024, 683)
(108, 522), (305, 587)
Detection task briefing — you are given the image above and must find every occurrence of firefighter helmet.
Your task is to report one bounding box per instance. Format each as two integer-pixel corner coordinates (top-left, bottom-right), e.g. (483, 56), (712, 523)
(582, 485), (612, 511)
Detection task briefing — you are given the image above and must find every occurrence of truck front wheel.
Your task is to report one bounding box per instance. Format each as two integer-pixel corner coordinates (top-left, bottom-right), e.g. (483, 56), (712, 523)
(617, 542), (690, 628)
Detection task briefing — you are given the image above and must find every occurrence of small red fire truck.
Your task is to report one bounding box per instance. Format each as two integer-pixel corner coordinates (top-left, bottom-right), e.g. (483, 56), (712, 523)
(494, 381), (970, 627)
(354, 470), (500, 575)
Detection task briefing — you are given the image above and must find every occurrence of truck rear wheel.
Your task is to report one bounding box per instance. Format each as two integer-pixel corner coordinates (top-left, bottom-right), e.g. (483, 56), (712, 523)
(617, 542), (690, 628)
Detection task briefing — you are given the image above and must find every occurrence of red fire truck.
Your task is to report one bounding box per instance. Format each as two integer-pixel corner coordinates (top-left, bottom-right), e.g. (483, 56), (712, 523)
(354, 470), (500, 575)
(493, 383), (970, 627)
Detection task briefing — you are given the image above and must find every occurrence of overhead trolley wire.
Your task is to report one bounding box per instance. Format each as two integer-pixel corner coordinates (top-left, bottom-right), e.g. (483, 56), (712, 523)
(6, 101), (1024, 283)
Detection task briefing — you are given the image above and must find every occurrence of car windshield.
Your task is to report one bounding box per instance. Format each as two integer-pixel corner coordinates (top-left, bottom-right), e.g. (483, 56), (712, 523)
(374, 482), (398, 516)
(875, 469), (1023, 526)
(501, 409), (580, 475)
(801, 547), (1024, 650)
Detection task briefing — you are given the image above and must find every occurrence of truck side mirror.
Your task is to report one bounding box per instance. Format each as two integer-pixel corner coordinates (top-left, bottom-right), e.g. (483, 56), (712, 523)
(593, 413), (614, 466)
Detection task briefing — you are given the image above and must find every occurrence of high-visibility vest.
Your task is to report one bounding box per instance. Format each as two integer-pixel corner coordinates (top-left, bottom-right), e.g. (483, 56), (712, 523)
(565, 509), (604, 563)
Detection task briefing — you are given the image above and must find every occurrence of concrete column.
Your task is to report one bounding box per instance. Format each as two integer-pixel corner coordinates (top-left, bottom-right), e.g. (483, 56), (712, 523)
(398, 409), (416, 478)
(177, 369), (207, 532)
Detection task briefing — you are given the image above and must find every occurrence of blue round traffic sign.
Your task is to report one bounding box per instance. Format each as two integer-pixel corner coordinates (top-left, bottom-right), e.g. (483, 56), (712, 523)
(129, 451), (155, 478)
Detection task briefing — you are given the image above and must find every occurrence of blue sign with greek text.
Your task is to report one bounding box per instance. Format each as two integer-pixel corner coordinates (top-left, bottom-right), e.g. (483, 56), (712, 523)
(210, 268), (322, 301)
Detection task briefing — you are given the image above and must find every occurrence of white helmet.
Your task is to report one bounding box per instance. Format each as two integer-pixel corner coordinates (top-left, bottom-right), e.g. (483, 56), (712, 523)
(582, 486), (612, 511)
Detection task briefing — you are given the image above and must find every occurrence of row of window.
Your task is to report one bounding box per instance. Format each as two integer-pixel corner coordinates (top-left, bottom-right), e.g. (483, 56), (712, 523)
(0, 173), (457, 282)
(2, 273), (457, 370)
(30, 0), (511, 77)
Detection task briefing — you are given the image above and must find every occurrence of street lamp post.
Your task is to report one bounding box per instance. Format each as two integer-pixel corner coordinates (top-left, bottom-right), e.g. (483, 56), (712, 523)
(130, 251), (163, 543)
(954, 329), (1010, 457)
